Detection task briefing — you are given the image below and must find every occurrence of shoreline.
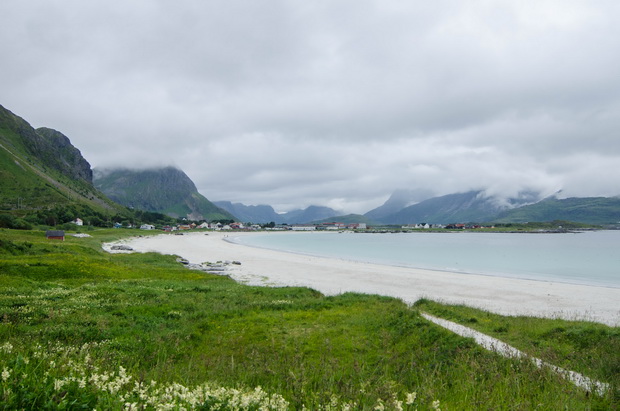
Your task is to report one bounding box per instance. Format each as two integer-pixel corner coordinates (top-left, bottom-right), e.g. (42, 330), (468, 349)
(224, 232), (620, 290)
(104, 231), (620, 327)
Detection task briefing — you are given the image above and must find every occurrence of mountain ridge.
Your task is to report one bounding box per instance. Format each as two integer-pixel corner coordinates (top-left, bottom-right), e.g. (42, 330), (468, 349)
(94, 167), (235, 221)
(0, 104), (124, 221)
(214, 201), (341, 224)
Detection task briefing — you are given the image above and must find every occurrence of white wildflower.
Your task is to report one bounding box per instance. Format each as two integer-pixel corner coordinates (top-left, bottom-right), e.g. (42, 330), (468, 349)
(0, 342), (13, 353)
(54, 379), (65, 391)
(432, 399), (441, 410)
(405, 392), (417, 405)
(1, 367), (10, 381)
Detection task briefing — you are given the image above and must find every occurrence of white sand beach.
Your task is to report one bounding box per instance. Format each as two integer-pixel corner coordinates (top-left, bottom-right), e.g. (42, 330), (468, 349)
(105, 231), (620, 327)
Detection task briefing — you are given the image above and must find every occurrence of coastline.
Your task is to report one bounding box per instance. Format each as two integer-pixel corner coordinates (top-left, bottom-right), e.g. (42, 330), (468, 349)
(105, 231), (620, 327)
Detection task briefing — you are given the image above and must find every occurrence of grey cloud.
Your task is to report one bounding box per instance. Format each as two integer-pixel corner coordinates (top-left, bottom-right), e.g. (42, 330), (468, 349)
(1, 0), (619, 214)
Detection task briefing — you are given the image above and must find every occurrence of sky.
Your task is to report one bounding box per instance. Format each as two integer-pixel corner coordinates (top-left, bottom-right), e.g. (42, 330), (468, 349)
(1, 1), (619, 214)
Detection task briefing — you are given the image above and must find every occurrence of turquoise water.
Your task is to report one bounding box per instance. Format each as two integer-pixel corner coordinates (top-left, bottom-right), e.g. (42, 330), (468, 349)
(231, 231), (620, 288)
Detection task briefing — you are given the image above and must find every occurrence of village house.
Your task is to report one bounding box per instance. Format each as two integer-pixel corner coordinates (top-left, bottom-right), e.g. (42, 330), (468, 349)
(291, 224), (316, 231)
(73, 218), (83, 226)
(140, 224), (155, 230)
(320, 222), (346, 230)
(45, 230), (65, 241)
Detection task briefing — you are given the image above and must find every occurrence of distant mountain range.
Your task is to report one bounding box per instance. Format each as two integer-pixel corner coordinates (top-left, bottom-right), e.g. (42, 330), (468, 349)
(493, 196), (620, 225)
(217, 190), (620, 226)
(94, 167), (235, 221)
(363, 190), (620, 225)
(214, 201), (340, 224)
(364, 190), (540, 225)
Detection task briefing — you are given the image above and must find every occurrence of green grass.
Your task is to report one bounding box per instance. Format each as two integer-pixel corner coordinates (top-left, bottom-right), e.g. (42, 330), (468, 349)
(1, 228), (618, 409)
(416, 299), (620, 388)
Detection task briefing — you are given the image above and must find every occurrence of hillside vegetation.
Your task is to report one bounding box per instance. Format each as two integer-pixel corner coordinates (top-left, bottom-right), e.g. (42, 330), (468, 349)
(0, 228), (617, 409)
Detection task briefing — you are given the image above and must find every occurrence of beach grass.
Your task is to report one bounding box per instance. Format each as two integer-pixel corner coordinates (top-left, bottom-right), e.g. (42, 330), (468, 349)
(0, 228), (618, 409)
(416, 299), (620, 390)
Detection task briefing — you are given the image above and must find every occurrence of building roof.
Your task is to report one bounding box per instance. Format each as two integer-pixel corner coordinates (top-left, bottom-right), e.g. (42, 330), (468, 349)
(46, 230), (65, 237)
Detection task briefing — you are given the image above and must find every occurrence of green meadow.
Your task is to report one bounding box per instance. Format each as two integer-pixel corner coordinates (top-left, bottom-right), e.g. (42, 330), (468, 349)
(0, 228), (618, 409)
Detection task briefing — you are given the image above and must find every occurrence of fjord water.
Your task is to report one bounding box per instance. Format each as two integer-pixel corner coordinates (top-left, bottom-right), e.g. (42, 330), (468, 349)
(231, 230), (620, 288)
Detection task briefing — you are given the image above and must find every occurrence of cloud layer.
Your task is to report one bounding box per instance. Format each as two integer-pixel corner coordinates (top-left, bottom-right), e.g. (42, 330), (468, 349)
(2, 0), (619, 213)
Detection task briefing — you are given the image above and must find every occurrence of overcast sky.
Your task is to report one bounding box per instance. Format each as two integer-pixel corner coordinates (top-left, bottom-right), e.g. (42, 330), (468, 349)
(1, 1), (619, 213)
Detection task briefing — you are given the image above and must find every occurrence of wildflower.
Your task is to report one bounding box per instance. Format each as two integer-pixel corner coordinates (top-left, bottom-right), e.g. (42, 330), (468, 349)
(432, 399), (441, 410)
(54, 379), (65, 391)
(1, 367), (10, 381)
(0, 342), (13, 353)
(405, 392), (417, 405)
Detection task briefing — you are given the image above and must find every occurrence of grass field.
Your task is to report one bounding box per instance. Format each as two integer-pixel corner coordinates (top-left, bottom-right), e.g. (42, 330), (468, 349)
(0, 228), (618, 409)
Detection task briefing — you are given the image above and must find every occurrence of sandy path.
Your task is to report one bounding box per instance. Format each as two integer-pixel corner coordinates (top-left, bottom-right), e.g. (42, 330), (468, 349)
(421, 313), (609, 394)
(104, 231), (620, 326)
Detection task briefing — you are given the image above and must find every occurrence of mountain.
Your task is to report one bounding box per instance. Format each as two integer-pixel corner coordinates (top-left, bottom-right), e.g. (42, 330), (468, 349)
(280, 205), (340, 224)
(369, 190), (541, 225)
(93, 167), (235, 221)
(365, 189), (434, 221)
(0, 104), (124, 223)
(214, 201), (341, 224)
(312, 214), (374, 225)
(494, 196), (620, 225)
(213, 201), (282, 224)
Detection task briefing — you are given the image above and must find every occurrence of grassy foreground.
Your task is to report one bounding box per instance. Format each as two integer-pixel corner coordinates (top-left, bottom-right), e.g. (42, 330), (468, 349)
(0, 229), (618, 409)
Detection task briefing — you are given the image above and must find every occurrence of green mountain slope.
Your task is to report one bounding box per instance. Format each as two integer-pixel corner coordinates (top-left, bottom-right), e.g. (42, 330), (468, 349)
(494, 197), (620, 225)
(0, 104), (125, 221)
(93, 167), (235, 221)
(378, 191), (505, 224)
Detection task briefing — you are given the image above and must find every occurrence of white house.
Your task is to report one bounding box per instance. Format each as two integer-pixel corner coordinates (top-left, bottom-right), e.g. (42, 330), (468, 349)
(140, 224), (155, 230)
(73, 218), (83, 226)
(291, 225), (316, 231)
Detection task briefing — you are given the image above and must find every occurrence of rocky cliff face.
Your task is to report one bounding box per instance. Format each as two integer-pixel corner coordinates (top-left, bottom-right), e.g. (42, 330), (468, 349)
(35, 127), (93, 183)
(0, 103), (122, 214)
(0, 105), (92, 184)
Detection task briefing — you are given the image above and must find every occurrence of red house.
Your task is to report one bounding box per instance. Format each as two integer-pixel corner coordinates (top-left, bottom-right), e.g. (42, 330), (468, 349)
(46, 230), (65, 241)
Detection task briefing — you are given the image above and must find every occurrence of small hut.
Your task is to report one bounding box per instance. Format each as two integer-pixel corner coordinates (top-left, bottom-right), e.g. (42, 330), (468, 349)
(45, 230), (65, 241)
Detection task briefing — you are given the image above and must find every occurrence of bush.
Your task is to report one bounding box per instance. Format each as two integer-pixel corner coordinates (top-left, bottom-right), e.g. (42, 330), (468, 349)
(0, 214), (33, 230)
